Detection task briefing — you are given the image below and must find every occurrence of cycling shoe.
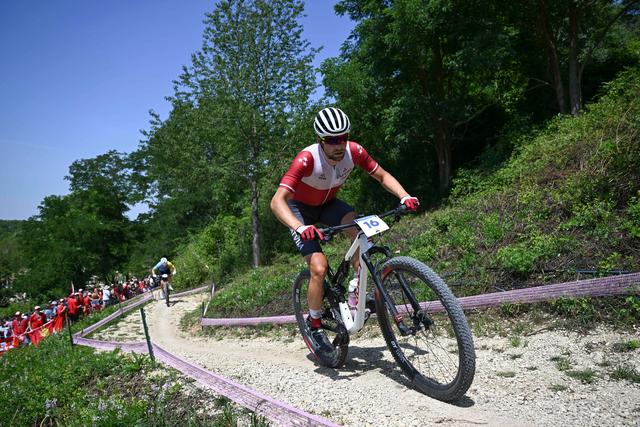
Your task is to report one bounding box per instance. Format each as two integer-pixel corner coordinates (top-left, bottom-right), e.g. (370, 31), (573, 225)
(310, 328), (334, 356)
(305, 316), (333, 351)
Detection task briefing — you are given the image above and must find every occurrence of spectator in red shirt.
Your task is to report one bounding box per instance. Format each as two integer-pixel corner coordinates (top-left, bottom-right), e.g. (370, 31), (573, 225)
(67, 294), (80, 323)
(28, 306), (46, 330)
(12, 312), (29, 346)
(53, 300), (67, 332)
(82, 292), (91, 315)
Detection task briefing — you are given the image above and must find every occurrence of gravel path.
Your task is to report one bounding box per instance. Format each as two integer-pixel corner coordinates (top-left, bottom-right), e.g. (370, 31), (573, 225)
(94, 291), (640, 426)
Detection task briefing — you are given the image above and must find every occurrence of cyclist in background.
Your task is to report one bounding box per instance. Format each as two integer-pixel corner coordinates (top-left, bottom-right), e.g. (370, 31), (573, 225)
(270, 107), (419, 357)
(151, 257), (176, 288)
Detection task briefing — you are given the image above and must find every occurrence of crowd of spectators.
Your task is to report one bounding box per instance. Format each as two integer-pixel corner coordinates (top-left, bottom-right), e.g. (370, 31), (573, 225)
(0, 276), (158, 354)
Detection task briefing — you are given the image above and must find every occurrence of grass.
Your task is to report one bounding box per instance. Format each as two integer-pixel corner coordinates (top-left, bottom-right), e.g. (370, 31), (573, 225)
(496, 371), (517, 378)
(551, 356), (572, 372)
(610, 365), (640, 383)
(0, 334), (267, 426)
(612, 339), (640, 352)
(509, 335), (523, 348)
(566, 369), (598, 384)
(549, 384), (569, 392)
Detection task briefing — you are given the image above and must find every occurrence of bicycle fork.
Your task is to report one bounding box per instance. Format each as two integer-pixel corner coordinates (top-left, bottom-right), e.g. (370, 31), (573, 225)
(362, 251), (429, 337)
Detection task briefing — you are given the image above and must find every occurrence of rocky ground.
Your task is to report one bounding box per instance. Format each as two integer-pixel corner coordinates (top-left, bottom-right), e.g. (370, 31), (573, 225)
(91, 291), (640, 426)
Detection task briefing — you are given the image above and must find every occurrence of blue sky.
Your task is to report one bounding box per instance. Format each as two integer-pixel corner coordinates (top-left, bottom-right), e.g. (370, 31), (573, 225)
(0, 1), (354, 220)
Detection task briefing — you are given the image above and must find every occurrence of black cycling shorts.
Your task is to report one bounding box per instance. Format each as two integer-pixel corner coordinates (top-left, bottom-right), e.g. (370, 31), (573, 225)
(288, 198), (354, 257)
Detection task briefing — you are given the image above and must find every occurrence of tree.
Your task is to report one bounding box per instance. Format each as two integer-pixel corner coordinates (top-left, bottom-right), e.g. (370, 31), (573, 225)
(170, 0), (317, 266)
(15, 153), (134, 298)
(521, 0), (640, 115)
(327, 0), (526, 193)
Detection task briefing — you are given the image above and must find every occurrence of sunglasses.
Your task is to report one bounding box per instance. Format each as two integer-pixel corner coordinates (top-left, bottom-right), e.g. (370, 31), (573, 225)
(320, 133), (349, 145)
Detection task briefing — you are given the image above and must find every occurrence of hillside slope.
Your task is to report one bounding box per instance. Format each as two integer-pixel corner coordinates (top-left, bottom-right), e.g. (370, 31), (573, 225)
(206, 68), (640, 319)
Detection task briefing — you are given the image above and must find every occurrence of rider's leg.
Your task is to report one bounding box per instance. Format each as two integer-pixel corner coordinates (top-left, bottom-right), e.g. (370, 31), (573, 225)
(306, 252), (328, 329)
(341, 211), (359, 270)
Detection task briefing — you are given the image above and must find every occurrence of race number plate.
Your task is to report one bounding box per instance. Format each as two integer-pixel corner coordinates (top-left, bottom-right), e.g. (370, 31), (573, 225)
(355, 215), (389, 237)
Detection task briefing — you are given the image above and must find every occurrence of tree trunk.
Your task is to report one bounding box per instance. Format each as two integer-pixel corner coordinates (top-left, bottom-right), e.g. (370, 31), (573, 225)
(568, 1), (582, 115)
(250, 177), (260, 267)
(430, 36), (452, 194)
(537, 0), (567, 114)
(434, 119), (452, 195)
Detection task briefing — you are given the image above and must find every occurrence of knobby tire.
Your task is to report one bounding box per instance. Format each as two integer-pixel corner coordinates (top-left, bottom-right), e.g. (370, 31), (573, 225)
(376, 256), (475, 402)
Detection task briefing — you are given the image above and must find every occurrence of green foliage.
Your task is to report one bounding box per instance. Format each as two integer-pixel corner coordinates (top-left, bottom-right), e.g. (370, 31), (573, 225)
(16, 187), (132, 298)
(496, 232), (566, 275)
(0, 334), (253, 426)
(623, 192), (640, 238)
(549, 298), (597, 324)
(174, 213), (252, 289)
(548, 384), (569, 392)
(610, 365), (640, 383)
(614, 296), (640, 324)
(551, 356), (573, 372)
(499, 303), (528, 317)
(207, 257), (301, 318)
(566, 368), (598, 384)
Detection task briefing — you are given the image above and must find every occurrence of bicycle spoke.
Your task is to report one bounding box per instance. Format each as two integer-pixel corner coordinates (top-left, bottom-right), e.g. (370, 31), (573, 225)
(377, 257), (475, 401)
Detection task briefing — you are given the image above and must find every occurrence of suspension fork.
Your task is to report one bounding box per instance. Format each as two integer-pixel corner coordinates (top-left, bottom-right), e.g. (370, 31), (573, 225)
(361, 248), (413, 336)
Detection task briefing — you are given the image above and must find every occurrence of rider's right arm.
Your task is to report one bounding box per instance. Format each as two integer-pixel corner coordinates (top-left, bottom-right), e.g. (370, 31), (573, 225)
(270, 187), (304, 231)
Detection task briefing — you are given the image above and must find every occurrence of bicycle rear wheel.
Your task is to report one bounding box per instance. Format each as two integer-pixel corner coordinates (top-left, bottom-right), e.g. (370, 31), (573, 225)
(376, 256), (475, 402)
(292, 270), (349, 368)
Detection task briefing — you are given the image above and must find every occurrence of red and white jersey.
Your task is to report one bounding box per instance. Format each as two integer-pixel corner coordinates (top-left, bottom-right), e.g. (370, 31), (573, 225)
(279, 141), (379, 206)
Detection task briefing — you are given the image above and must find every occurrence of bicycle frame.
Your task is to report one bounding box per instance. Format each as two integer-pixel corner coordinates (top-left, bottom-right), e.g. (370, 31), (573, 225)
(334, 230), (404, 334)
(325, 210), (423, 336)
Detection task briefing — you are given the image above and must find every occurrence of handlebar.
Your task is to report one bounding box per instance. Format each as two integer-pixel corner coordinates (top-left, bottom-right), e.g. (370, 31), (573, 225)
(317, 204), (411, 242)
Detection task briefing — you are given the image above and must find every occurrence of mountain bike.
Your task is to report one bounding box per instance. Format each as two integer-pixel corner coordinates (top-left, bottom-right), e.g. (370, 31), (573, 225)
(158, 274), (171, 307)
(292, 205), (476, 402)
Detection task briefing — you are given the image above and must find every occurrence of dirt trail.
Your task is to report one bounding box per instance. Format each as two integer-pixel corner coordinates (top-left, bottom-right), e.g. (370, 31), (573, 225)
(102, 291), (639, 426)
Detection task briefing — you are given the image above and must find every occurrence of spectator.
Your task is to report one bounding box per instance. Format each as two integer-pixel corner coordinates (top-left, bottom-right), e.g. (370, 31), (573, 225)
(28, 306), (46, 330)
(0, 318), (9, 339)
(67, 294), (80, 323)
(12, 312), (29, 347)
(90, 288), (101, 312)
(52, 299), (67, 331)
(44, 302), (55, 321)
(102, 286), (111, 307)
(82, 291), (91, 316)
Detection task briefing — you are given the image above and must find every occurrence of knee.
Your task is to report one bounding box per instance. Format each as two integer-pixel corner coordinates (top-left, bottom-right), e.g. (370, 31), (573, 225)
(308, 257), (328, 278)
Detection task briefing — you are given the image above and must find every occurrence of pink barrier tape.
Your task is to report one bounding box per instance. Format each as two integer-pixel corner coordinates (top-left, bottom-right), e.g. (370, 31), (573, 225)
(75, 294), (154, 338)
(72, 284), (339, 426)
(74, 336), (148, 353)
(417, 271), (640, 313)
(152, 343), (340, 427)
(200, 272), (640, 327)
(201, 314), (296, 327)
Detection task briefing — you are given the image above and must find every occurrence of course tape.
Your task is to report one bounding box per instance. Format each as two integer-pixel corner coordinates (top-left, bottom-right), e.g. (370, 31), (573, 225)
(73, 285), (338, 427)
(201, 272), (640, 327)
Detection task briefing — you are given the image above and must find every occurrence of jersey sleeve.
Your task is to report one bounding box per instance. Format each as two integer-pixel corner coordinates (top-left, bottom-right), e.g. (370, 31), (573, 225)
(279, 150), (314, 193)
(349, 142), (379, 174)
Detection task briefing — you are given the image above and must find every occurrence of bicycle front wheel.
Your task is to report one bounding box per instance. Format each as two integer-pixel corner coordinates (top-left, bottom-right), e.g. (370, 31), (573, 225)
(376, 256), (475, 402)
(164, 282), (170, 307)
(292, 269), (349, 368)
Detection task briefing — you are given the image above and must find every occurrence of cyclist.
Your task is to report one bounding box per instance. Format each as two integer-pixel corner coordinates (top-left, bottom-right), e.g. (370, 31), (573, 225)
(270, 107), (419, 357)
(151, 257), (176, 290)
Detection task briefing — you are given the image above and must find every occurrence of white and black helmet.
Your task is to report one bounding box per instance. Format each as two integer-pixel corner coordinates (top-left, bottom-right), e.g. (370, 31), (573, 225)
(314, 107), (351, 137)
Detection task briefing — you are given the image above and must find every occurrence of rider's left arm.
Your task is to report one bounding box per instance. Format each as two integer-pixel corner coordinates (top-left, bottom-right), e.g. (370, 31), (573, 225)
(370, 165), (410, 200)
